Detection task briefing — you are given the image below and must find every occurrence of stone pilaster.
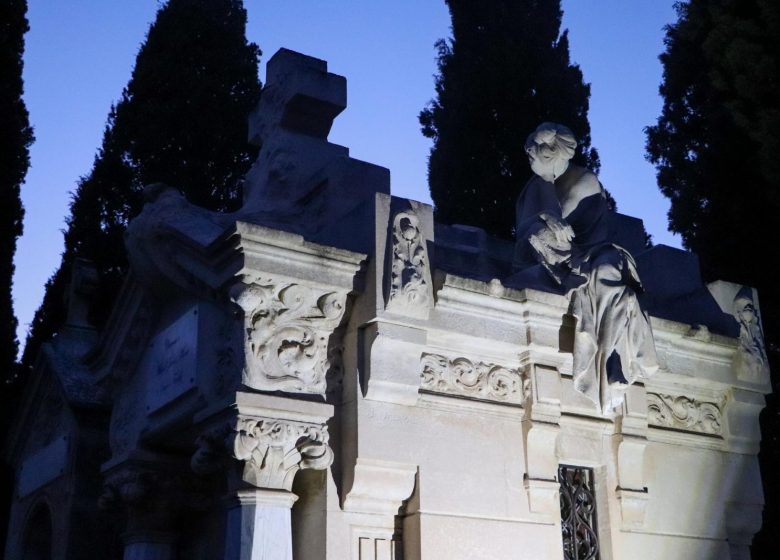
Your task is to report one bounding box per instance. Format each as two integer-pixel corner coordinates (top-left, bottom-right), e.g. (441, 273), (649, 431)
(192, 392), (334, 560)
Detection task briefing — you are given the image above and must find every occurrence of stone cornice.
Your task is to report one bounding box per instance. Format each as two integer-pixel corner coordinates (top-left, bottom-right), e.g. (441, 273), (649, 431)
(430, 270), (765, 391)
(233, 221), (366, 289)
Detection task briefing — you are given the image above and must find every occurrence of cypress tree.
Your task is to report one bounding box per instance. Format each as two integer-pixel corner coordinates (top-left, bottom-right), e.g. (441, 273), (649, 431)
(1, 0), (33, 550)
(21, 0), (262, 370)
(0, 0), (32, 384)
(420, 0), (599, 239)
(645, 1), (780, 555)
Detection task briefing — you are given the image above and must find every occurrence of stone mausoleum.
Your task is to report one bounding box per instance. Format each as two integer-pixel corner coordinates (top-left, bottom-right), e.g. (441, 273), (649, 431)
(4, 49), (770, 559)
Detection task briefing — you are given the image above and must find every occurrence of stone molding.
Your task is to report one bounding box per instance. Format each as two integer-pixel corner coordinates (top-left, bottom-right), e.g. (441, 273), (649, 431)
(343, 458), (417, 515)
(646, 392), (723, 436)
(232, 276), (348, 395)
(420, 353), (529, 406)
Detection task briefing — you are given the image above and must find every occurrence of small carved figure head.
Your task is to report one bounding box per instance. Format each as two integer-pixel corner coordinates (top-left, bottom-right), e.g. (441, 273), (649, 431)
(525, 122), (577, 182)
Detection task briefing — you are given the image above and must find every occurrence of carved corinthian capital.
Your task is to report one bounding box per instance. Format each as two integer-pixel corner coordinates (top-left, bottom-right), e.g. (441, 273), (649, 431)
(233, 417), (333, 490)
(232, 276), (348, 394)
(192, 414), (334, 491)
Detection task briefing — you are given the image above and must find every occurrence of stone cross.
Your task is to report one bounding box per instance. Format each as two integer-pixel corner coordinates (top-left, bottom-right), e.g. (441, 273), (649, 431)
(242, 49), (352, 213)
(248, 48), (346, 146)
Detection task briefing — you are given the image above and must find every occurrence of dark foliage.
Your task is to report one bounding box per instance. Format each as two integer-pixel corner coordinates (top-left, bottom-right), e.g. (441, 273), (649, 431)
(0, 0), (33, 549)
(645, 1), (780, 556)
(0, 0), (32, 383)
(420, 0), (599, 239)
(20, 0), (262, 371)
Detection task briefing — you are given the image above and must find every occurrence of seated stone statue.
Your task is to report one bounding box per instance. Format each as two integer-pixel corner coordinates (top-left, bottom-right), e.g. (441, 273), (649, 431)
(514, 122), (658, 413)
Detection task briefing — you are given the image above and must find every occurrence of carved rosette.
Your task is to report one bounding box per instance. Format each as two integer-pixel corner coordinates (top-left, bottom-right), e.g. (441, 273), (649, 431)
(191, 417), (333, 491)
(420, 353), (529, 405)
(232, 276), (348, 394)
(387, 210), (431, 313)
(647, 393), (723, 435)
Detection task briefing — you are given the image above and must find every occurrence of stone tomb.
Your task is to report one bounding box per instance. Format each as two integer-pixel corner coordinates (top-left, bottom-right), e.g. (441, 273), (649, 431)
(4, 48), (768, 560)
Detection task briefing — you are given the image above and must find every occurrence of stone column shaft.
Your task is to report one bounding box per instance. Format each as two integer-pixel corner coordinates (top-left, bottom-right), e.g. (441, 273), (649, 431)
(223, 489), (299, 560)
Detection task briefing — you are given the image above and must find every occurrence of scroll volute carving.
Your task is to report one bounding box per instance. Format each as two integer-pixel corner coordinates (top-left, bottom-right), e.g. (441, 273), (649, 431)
(420, 353), (530, 405)
(231, 276), (349, 395)
(385, 206), (433, 317)
(646, 393), (724, 435)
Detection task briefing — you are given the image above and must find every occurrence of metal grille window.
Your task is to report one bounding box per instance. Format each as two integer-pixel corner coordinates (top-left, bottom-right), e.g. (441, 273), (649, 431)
(558, 465), (600, 560)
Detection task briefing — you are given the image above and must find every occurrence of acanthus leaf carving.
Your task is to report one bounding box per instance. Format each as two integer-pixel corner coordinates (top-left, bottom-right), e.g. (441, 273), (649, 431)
(232, 276), (348, 394)
(191, 417), (333, 491)
(420, 353), (529, 405)
(646, 392), (723, 435)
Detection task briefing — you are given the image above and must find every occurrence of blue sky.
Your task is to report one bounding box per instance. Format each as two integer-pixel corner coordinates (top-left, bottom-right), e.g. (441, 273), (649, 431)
(15, 0), (679, 350)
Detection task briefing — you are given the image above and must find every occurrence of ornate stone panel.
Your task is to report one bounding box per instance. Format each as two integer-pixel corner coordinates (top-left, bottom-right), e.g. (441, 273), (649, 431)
(732, 287), (770, 383)
(386, 209), (432, 315)
(232, 276), (348, 394)
(420, 353), (529, 405)
(646, 393), (723, 435)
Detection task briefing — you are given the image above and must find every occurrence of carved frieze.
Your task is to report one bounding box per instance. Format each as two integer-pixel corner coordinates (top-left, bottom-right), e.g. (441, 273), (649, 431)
(420, 353), (529, 405)
(232, 277), (348, 394)
(647, 393), (723, 435)
(386, 209), (431, 314)
(191, 416), (333, 491)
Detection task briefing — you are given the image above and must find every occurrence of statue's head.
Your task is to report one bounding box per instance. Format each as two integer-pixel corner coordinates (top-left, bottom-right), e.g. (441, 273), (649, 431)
(525, 122), (577, 182)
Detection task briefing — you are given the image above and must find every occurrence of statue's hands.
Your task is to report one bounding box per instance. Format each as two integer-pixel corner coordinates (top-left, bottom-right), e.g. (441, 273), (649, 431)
(539, 213), (574, 245)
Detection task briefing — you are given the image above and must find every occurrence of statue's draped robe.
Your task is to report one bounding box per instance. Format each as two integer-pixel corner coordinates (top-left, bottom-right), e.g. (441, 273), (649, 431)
(514, 178), (658, 413)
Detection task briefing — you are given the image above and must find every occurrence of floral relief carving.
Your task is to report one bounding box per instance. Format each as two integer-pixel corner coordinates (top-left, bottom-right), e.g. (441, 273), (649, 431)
(732, 287), (770, 382)
(647, 393), (723, 435)
(420, 353), (529, 405)
(232, 277), (348, 394)
(387, 210), (431, 312)
(191, 417), (333, 491)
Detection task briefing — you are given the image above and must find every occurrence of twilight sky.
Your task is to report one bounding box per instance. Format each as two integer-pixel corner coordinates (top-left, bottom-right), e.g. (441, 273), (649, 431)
(15, 0), (679, 351)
